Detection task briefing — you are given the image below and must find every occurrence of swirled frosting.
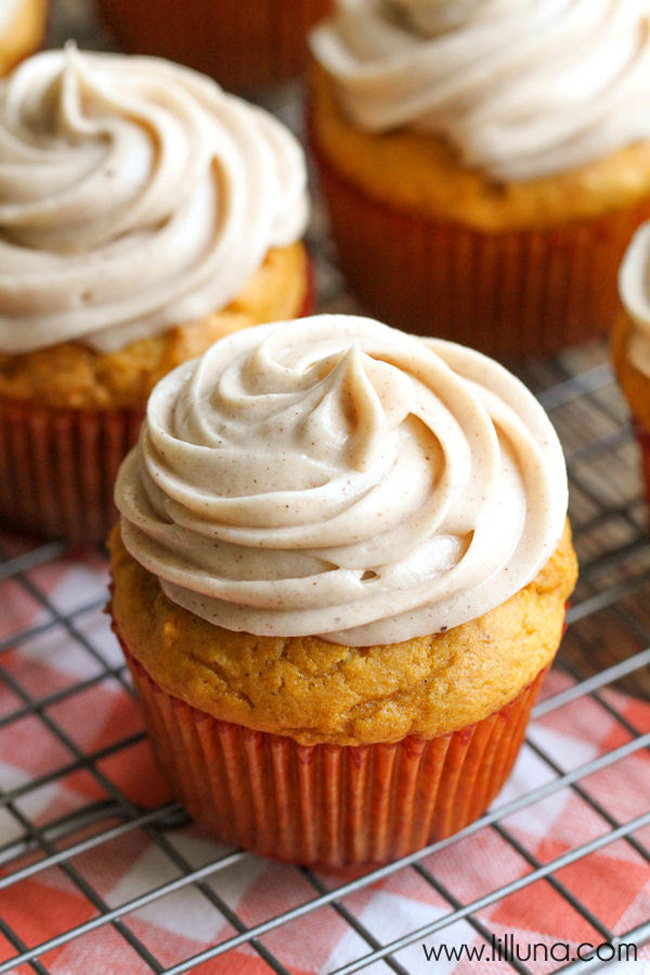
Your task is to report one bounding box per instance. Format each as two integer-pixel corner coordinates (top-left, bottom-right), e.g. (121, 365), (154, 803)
(618, 220), (650, 376)
(0, 47), (308, 355)
(115, 315), (569, 646)
(310, 0), (650, 182)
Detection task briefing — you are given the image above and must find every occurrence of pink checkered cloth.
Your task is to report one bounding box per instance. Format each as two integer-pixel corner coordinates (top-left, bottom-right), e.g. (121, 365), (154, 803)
(0, 540), (649, 975)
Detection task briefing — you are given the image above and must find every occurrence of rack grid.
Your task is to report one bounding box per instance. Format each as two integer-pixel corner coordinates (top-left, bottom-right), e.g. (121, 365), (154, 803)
(1, 333), (649, 975)
(0, 2), (648, 972)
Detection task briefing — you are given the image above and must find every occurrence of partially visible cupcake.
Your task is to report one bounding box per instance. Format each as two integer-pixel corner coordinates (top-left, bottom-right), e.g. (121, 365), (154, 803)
(0, 47), (310, 544)
(97, 0), (331, 91)
(612, 222), (650, 507)
(109, 313), (578, 865)
(0, 0), (46, 76)
(310, 0), (650, 360)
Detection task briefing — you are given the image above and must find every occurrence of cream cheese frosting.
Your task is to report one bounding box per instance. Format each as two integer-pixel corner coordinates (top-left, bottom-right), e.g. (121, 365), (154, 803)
(618, 220), (650, 376)
(0, 47), (308, 355)
(115, 314), (569, 646)
(310, 0), (650, 182)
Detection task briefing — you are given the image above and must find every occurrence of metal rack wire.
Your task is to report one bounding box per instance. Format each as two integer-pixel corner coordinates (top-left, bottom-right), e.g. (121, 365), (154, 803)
(1, 334), (649, 975)
(0, 2), (648, 973)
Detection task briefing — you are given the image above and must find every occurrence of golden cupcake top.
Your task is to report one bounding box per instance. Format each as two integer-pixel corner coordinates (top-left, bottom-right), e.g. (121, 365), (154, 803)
(109, 520), (577, 743)
(115, 314), (570, 646)
(0, 46), (308, 356)
(311, 0), (650, 181)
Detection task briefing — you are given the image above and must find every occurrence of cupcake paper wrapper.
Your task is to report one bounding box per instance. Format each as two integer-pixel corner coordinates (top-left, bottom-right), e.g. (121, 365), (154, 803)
(122, 644), (548, 866)
(0, 271), (315, 545)
(0, 399), (144, 544)
(98, 0), (331, 90)
(312, 142), (650, 360)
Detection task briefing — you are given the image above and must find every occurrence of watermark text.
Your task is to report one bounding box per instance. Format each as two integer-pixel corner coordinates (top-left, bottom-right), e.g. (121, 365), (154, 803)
(422, 935), (637, 965)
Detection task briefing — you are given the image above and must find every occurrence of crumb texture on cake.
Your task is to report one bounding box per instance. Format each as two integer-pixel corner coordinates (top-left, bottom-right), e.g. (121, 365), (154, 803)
(109, 521), (578, 746)
(310, 65), (650, 233)
(0, 244), (308, 410)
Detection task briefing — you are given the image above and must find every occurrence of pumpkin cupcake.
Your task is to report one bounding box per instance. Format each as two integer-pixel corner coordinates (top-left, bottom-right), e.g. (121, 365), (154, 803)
(109, 313), (578, 865)
(0, 47), (310, 544)
(309, 0), (650, 360)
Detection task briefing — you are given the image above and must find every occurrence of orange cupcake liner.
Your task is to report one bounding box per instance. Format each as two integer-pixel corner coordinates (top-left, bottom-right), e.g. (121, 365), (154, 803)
(0, 399), (143, 545)
(98, 0), (331, 90)
(0, 268), (315, 546)
(121, 643), (548, 866)
(312, 142), (650, 360)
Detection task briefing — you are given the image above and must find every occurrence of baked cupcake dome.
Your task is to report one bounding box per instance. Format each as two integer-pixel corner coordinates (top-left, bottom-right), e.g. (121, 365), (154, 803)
(0, 0), (47, 76)
(97, 0), (331, 91)
(0, 47), (310, 544)
(309, 0), (650, 360)
(109, 313), (578, 864)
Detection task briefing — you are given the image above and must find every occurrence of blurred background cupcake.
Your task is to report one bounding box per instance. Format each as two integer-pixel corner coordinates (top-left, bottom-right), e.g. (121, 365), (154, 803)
(0, 46), (310, 545)
(612, 221), (650, 512)
(109, 313), (578, 865)
(310, 0), (650, 360)
(0, 0), (47, 74)
(96, 0), (331, 91)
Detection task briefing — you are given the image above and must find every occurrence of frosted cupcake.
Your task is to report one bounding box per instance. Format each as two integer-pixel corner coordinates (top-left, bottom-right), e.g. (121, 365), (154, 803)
(0, 47), (310, 543)
(109, 313), (578, 865)
(0, 0), (46, 76)
(97, 0), (331, 91)
(310, 0), (650, 359)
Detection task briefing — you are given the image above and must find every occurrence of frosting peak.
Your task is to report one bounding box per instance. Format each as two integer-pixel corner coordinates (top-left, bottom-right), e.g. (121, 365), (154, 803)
(0, 48), (308, 354)
(311, 0), (650, 182)
(115, 315), (569, 645)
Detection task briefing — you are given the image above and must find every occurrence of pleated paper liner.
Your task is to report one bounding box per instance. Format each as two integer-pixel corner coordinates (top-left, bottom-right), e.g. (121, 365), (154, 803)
(0, 271), (315, 546)
(311, 141), (650, 361)
(97, 0), (331, 90)
(0, 400), (144, 545)
(122, 644), (548, 866)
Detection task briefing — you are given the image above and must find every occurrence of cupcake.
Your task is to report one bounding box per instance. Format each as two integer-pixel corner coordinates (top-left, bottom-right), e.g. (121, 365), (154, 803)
(0, 47), (310, 544)
(309, 0), (650, 360)
(97, 0), (331, 91)
(108, 313), (578, 866)
(0, 0), (46, 76)
(612, 222), (650, 507)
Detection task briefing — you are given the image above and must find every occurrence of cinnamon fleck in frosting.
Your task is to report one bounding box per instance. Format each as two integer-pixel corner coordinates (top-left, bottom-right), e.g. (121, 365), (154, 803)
(0, 47), (308, 355)
(115, 314), (569, 645)
(311, 0), (650, 181)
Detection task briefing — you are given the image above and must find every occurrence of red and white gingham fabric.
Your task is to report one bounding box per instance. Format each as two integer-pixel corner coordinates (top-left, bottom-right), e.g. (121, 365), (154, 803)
(0, 539), (649, 975)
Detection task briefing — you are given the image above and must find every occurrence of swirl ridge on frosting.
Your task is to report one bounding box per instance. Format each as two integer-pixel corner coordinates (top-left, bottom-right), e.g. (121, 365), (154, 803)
(115, 314), (569, 645)
(310, 0), (650, 181)
(0, 46), (308, 355)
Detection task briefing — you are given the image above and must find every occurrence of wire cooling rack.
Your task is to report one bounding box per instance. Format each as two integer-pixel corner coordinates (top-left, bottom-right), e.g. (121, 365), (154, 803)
(0, 2), (648, 973)
(2, 333), (650, 975)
